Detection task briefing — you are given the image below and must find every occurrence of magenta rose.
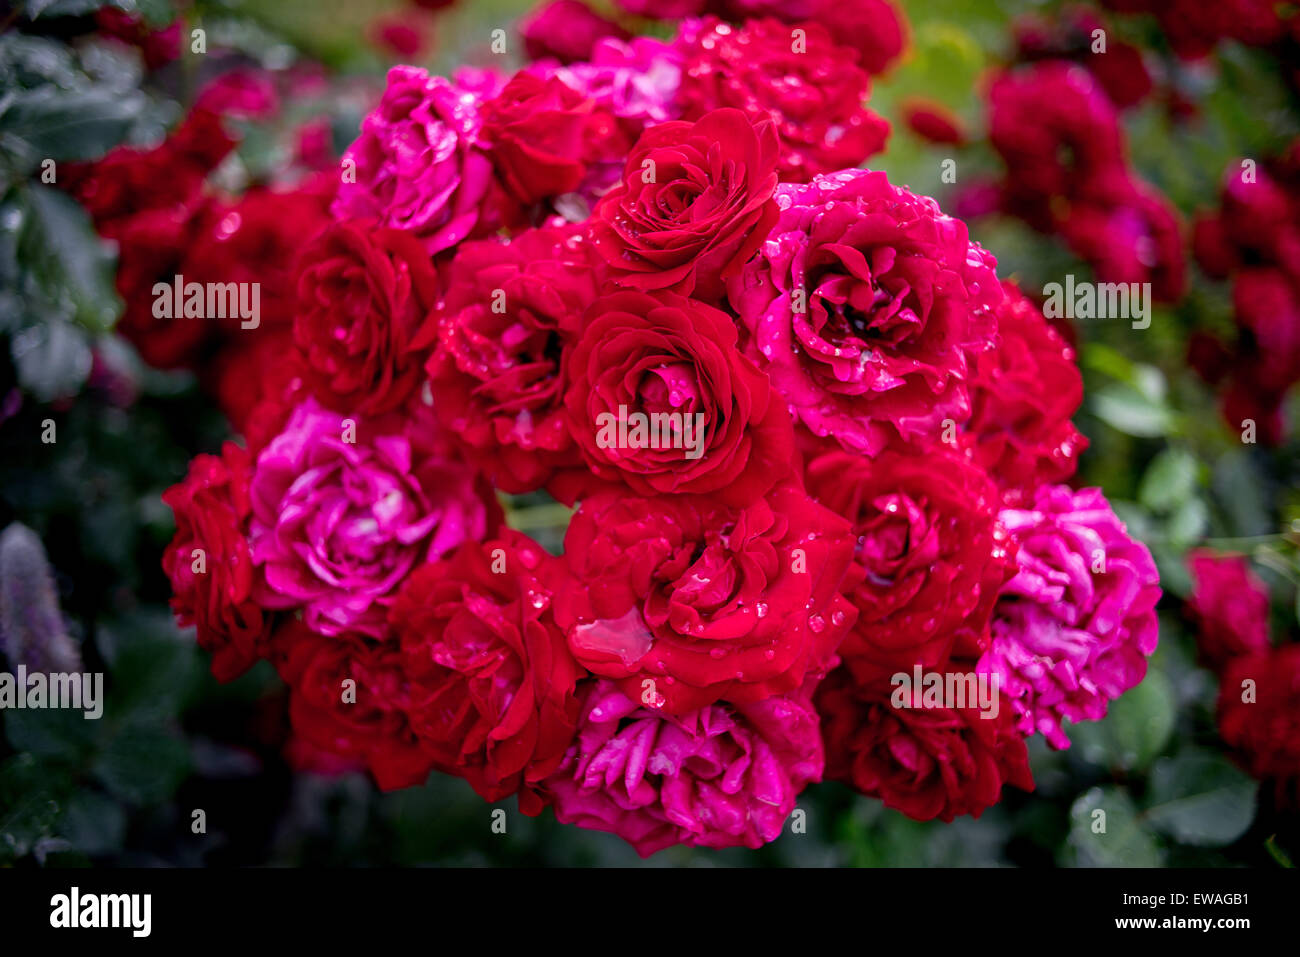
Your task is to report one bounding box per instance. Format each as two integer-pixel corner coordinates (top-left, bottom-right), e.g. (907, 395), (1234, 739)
(976, 485), (1161, 750)
(1186, 550), (1272, 671)
(333, 66), (495, 254)
(248, 398), (498, 638)
(729, 168), (1002, 456)
(545, 678), (824, 856)
(589, 108), (780, 303)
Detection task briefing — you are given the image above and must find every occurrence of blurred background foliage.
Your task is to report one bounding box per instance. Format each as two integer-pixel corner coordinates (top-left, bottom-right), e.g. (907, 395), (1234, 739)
(1, 0), (1298, 867)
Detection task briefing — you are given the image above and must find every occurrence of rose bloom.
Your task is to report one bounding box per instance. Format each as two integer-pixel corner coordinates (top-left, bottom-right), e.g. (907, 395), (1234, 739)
(554, 483), (857, 713)
(676, 17), (889, 182)
(545, 678), (824, 855)
(1012, 7), (1152, 109)
(1058, 178), (1187, 304)
(426, 225), (597, 494)
(728, 168), (1002, 456)
(1186, 550), (1272, 671)
(294, 221), (439, 417)
(479, 71), (628, 208)
(205, 327), (297, 437)
(248, 398), (498, 639)
(1217, 646), (1300, 800)
(195, 67), (279, 120)
(965, 281), (1088, 505)
(804, 445), (1015, 680)
(162, 442), (271, 681)
(589, 108), (779, 304)
(110, 207), (212, 369)
(521, 0), (630, 65)
(987, 62), (1127, 231)
(333, 66), (496, 254)
(182, 177), (337, 335)
(62, 108), (233, 235)
(369, 16), (429, 59)
(712, 0), (909, 75)
(816, 665), (1034, 822)
(558, 288), (794, 506)
(95, 6), (182, 70)
(389, 531), (584, 812)
(276, 620), (442, 790)
(549, 36), (684, 131)
(977, 485), (1161, 749)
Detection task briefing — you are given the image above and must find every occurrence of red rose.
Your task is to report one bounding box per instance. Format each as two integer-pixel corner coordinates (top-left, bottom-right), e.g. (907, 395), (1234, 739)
(95, 7), (182, 70)
(558, 288), (794, 506)
(1187, 550), (1272, 671)
(806, 0), (907, 75)
(389, 531), (584, 812)
(426, 225), (597, 494)
(804, 445), (1016, 680)
(987, 63), (1127, 231)
(112, 206), (212, 369)
(162, 442), (271, 681)
(1058, 180), (1187, 303)
(182, 178), (336, 336)
(554, 483), (857, 713)
(479, 71), (625, 207)
(677, 17), (889, 182)
(1217, 646), (1300, 797)
(816, 665), (1034, 821)
(521, 0), (631, 65)
(294, 221), (439, 416)
(276, 621), (440, 791)
(966, 281), (1087, 506)
(589, 108), (779, 303)
(205, 327), (296, 437)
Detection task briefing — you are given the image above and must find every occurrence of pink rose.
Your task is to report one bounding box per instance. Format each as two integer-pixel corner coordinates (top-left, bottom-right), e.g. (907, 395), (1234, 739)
(333, 66), (496, 254)
(249, 398), (498, 638)
(545, 678), (823, 855)
(728, 168), (1001, 456)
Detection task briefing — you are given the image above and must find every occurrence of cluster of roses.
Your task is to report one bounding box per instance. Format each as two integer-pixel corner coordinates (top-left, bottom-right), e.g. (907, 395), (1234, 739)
(154, 4), (1162, 855)
(980, 8), (1186, 304)
(1187, 551), (1300, 805)
(1189, 140), (1300, 445)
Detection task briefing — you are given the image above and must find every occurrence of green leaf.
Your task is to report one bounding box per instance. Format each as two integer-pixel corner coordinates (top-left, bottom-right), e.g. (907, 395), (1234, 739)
(92, 721), (190, 806)
(1, 705), (94, 763)
(24, 0), (110, 18)
(10, 319), (92, 401)
(1266, 835), (1294, 868)
(1090, 384), (1173, 438)
(1212, 451), (1272, 537)
(1068, 786), (1163, 867)
(1166, 497), (1209, 549)
(1138, 449), (1199, 512)
(0, 85), (143, 165)
(1069, 670), (1175, 772)
(18, 184), (121, 332)
(57, 789), (126, 856)
(1144, 750), (1258, 847)
(0, 753), (67, 861)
